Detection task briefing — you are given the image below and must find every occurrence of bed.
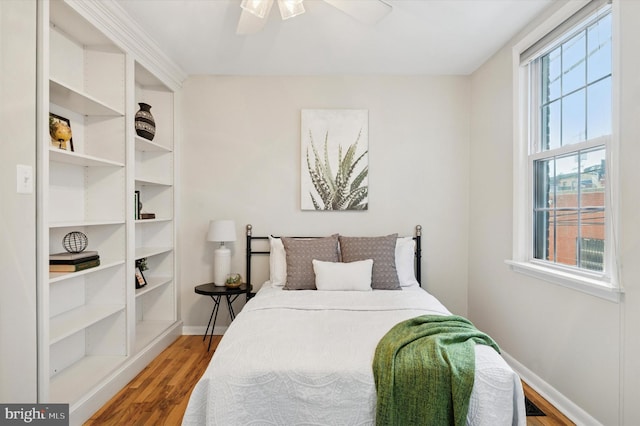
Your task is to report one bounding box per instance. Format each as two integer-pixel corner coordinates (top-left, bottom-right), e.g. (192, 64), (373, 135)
(183, 225), (525, 425)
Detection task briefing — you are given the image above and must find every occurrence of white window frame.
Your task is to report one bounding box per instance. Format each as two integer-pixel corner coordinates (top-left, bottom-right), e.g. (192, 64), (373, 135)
(508, 0), (622, 302)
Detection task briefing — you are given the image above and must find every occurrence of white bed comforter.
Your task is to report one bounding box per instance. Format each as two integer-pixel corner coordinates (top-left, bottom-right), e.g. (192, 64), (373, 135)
(183, 284), (525, 426)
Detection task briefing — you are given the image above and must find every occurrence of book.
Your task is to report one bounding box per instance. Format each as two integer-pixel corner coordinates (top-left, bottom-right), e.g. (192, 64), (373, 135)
(140, 213), (155, 219)
(50, 254), (99, 265)
(49, 258), (100, 272)
(135, 191), (140, 220)
(49, 250), (98, 261)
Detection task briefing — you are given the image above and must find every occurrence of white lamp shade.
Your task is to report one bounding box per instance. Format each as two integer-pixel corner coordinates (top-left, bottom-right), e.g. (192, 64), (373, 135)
(207, 220), (237, 243)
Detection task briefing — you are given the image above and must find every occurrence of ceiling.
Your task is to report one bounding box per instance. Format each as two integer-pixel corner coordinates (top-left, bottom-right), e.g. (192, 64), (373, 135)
(115, 0), (553, 76)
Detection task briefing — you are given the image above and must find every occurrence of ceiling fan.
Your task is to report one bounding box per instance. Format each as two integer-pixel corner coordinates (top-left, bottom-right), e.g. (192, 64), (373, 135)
(237, 0), (393, 35)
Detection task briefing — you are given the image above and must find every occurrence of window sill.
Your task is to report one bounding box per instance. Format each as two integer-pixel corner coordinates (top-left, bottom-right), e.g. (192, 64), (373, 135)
(504, 260), (623, 303)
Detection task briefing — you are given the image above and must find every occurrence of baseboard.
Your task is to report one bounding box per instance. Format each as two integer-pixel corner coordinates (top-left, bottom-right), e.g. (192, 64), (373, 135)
(501, 350), (603, 426)
(182, 325), (228, 336)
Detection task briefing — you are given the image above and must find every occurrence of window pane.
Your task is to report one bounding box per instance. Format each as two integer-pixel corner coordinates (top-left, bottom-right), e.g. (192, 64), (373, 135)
(562, 32), (586, 95)
(542, 47), (562, 103)
(541, 100), (561, 151)
(579, 148), (606, 208)
(534, 149), (605, 269)
(579, 237), (604, 271)
(534, 210), (552, 261)
(562, 89), (586, 145)
(587, 13), (612, 83)
(556, 154), (579, 206)
(534, 158), (554, 208)
(555, 209), (579, 267)
(534, 159), (553, 262)
(587, 77), (611, 139)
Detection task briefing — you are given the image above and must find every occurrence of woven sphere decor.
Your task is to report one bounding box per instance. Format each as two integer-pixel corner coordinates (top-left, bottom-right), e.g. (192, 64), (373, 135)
(63, 231), (88, 253)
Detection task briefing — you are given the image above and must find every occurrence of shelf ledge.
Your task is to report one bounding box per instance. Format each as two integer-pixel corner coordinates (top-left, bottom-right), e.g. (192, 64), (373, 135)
(50, 78), (124, 116)
(135, 275), (172, 298)
(49, 220), (125, 228)
(135, 136), (172, 153)
(135, 177), (172, 186)
(50, 355), (126, 407)
(49, 260), (125, 283)
(135, 247), (173, 259)
(50, 304), (125, 345)
(49, 148), (124, 167)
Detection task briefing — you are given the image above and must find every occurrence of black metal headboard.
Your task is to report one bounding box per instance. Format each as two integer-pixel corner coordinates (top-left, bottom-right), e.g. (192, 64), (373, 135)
(245, 225), (422, 287)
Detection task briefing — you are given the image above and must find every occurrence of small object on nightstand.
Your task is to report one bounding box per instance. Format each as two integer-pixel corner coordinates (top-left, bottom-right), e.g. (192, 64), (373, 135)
(140, 213), (156, 219)
(225, 273), (242, 288)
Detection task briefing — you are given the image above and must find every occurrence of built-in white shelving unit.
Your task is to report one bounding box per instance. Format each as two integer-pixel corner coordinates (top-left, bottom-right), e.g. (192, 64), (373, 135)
(37, 1), (183, 424)
(133, 60), (177, 357)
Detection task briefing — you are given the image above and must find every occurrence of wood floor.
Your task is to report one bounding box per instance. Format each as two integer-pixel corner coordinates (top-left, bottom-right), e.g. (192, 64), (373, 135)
(85, 335), (574, 425)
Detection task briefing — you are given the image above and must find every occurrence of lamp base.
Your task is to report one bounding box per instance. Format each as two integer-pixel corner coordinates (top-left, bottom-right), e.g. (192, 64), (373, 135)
(213, 246), (231, 286)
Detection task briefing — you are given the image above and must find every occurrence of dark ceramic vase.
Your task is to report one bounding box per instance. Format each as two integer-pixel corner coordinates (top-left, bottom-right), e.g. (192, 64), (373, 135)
(135, 102), (156, 141)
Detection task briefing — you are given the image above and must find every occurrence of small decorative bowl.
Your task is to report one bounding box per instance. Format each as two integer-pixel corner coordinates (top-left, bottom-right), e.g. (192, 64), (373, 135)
(225, 273), (242, 288)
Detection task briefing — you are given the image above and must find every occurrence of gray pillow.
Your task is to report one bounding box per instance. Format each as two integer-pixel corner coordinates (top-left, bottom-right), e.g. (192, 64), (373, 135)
(282, 234), (340, 290)
(339, 234), (401, 290)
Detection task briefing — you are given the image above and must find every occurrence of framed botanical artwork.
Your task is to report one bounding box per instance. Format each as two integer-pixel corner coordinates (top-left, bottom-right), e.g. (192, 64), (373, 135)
(301, 109), (368, 211)
(135, 267), (147, 289)
(49, 113), (74, 151)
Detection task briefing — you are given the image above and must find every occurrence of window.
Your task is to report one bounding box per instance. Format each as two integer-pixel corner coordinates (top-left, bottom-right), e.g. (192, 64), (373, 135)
(511, 0), (619, 299)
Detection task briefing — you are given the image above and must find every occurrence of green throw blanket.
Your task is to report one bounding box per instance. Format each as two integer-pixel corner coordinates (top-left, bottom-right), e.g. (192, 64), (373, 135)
(373, 315), (500, 426)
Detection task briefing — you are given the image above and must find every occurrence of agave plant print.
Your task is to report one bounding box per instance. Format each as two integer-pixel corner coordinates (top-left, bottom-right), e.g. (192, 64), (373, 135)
(301, 109), (368, 211)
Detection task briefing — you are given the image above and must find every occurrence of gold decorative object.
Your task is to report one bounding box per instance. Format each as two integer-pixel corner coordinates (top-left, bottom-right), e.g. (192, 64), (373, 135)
(225, 273), (242, 288)
(49, 113), (74, 151)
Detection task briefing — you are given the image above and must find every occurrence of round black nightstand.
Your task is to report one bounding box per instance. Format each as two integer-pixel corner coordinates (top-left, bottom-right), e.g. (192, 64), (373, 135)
(194, 283), (253, 351)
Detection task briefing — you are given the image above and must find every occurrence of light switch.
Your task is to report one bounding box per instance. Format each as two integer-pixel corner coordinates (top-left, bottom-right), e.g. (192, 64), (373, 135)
(16, 164), (33, 194)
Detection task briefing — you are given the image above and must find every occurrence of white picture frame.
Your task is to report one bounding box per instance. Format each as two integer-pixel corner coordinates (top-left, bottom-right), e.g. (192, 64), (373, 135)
(300, 109), (369, 211)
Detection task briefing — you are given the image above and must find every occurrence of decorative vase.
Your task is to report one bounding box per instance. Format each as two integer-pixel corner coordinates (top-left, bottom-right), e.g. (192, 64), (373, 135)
(135, 102), (156, 141)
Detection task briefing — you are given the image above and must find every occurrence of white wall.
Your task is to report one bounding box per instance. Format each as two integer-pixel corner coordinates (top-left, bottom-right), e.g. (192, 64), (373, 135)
(618, 1), (640, 424)
(468, 1), (640, 424)
(179, 75), (471, 330)
(0, 0), (38, 402)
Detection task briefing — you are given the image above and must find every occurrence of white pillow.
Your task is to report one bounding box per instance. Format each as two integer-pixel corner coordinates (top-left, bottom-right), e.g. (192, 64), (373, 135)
(312, 259), (373, 291)
(269, 236), (286, 286)
(395, 237), (419, 287)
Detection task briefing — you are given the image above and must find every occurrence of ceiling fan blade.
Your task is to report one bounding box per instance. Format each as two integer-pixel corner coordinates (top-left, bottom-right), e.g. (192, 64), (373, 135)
(322, 0), (392, 25)
(236, 0), (274, 35)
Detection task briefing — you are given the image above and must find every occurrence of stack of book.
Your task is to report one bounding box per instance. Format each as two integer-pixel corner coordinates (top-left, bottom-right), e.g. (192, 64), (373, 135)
(49, 250), (100, 272)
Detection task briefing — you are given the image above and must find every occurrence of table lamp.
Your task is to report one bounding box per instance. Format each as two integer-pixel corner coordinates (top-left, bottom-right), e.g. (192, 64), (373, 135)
(207, 219), (237, 286)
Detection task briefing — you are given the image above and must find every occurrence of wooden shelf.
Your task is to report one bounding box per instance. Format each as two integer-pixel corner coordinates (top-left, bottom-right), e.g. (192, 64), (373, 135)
(135, 136), (172, 153)
(49, 148), (124, 167)
(50, 304), (125, 345)
(135, 217), (173, 224)
(50, 78), (124, 117)
(135, 247), (173, 260)
(135, 275), (172, 298)
(49, 355), (126, 406)
(49, 220), (125, 228)
(49, 260), (125, 283)
(135, 177), (172, 187)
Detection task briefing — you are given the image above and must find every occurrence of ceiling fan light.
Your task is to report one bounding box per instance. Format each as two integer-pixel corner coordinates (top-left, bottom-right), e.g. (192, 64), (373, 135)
(277, 0), (305, 20)
(241, 0), (270, 19)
